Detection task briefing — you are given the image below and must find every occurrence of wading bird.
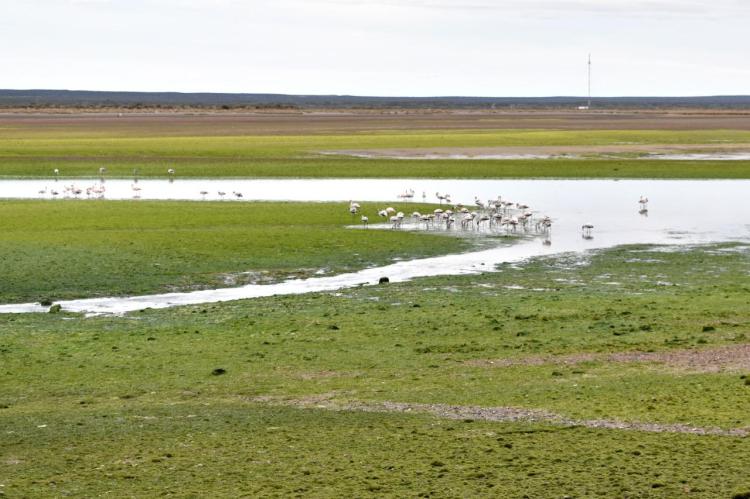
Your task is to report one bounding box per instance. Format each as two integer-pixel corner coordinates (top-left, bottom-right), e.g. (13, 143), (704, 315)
(397, 189), (415, 201)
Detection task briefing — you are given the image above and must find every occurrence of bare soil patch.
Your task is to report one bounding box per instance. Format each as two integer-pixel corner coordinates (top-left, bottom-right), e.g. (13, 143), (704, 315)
(249, 394), (748, 437)
(467, 344), (750, 373)
(4, 110), (750, 137)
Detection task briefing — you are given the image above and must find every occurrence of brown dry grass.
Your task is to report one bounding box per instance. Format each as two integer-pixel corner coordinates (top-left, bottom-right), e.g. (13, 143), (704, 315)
(3, 109), (750, 137)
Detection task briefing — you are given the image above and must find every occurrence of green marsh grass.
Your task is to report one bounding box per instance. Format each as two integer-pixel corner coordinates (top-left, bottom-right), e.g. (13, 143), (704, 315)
(2, 128), (750, 178)
(2, 244), (750, 496)
(0, 200), (468, 303)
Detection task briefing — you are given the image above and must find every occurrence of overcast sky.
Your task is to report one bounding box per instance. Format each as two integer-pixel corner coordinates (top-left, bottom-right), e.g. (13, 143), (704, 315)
(2, 0), (748, 96)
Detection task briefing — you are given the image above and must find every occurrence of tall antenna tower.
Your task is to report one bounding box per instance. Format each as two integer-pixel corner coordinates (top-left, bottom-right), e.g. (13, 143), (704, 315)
(587, 53), (592, 109)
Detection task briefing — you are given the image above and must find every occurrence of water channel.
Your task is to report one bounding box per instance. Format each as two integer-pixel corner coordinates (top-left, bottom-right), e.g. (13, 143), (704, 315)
(1, 178), (748, 315)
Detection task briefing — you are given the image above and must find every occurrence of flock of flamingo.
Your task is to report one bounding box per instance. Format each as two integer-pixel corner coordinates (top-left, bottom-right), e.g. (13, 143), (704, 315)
(36, 168), (251, 201)
(350, 192), (555, 244)
(35, 169), (650, 244)
(350, 192), (650, 244)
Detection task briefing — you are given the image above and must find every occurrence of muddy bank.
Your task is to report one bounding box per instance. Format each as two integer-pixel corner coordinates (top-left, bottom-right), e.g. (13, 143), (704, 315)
(327, 143), (750, 160)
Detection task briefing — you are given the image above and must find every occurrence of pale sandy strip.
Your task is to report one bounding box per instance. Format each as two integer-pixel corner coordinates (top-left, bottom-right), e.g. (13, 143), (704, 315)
(250, 395), (748, 437)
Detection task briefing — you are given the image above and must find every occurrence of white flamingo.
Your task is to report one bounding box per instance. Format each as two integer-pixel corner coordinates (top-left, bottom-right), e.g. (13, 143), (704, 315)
(639, 195), (649, 215)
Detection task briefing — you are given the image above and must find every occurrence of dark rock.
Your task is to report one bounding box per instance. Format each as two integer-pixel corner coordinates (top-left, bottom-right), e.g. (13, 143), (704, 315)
(48, 304), (62, 314)
(211, 368), (227, 376)
(379, 277), (390, 284)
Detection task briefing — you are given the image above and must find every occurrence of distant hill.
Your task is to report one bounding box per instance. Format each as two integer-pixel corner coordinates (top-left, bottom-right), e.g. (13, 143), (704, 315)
(2, 89), (750, 109)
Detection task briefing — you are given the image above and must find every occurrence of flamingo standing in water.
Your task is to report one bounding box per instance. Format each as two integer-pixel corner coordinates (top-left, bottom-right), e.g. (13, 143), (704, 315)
(638, 195), (649, 215)
(436, 192), (451, 205)
(581, 224), (594, 239)
(361, 215), (369, 228)
(218, 191), (226, 200)
(167, 168), (175, 183)
(397, 189), (415, 201)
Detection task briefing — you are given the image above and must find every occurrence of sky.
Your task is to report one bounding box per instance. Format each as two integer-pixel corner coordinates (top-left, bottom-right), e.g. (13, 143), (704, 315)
(2, 0), (749, 96)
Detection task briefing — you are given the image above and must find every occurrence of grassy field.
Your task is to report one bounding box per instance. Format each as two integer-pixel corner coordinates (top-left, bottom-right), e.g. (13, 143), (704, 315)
(2, 114), (750, 497)
(0, 200), (469, 304)
(2, 243), (750, 497)
(2, 127), (750, 179)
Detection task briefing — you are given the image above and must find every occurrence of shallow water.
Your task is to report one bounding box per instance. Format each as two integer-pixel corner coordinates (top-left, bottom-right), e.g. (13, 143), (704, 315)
(326, 152), (568, 160)
(1, 178), (749, 314)
(648, 152), (750, 160)
(324, 150), (750, 161)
